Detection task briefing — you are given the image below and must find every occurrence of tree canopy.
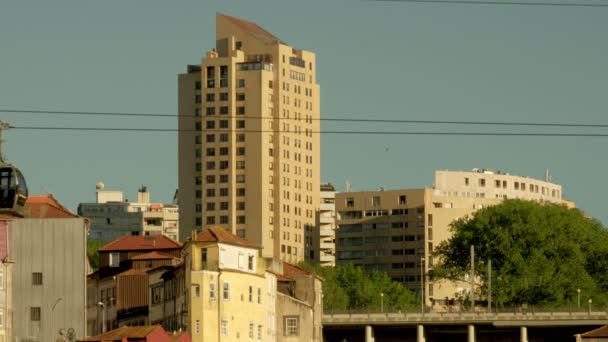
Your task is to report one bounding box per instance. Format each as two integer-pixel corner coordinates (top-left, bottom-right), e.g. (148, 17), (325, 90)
(300, 262), (419, 312)
(431, 199), (608, 307)
(87, 239), (102, 271)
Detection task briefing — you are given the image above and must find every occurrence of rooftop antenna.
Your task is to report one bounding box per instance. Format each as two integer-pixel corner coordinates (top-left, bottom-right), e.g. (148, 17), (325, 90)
(0, 121), (10, 162)
(345, 180), (352, 192)
(545, 168), (550, 182)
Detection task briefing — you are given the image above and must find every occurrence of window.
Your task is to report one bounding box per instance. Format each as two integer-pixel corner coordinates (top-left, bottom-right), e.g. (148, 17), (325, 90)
(219, 106), (229, 115)
(237, 134), (246, 142)
(248, 255), (254, 270)
(495, 180), (501, 188)
(479, 179), (486, 187)
(236, 175), (245, 183)
(220, 133), (229, 142)
(206, 107), (216, 115)
(206, 202), (215, 211)
(109, 252), (119, 267)
(206, 148), (215, 156)
(30, 307), (41, 321)
(249, 322), (254, 339)
(221, 319), (229, 336)
(237, 120), (245, 128)
(194, 284), (200, 297)
(207, 216), (215, 224)
(237, 202), (245, 210)
(257, 287), (262, 304)
(284, 316), (298, 336)
(206, 93), (215, 102)
(237, 107), (245, 115)
(235, 41), (242, 50)
(206, 134), (215, 142)
(32, 272), (43, 285)
(237, 188), (246, 196)
(249, 285), (253, 303)
(220, 92), (229, 101)
(195, 320), (200, 335)
(399, 195), (407, 205)
(237, 161), (245, 169)
(237, 79), (245, 88)
(237, 147), (245, 156)
(201, 248), (207, 265)
(220, 174), (229, 183)
(195, 135), (202, 144)
(258, 325), (262, 341)
(219, 147), (229, 155)
(220, 202), (229, 210)
(219, 120), (229, 128)
(223, 282), (230, 300)
(346, 198), (354, 207)
(220, 188), (228, 196)
(237, 216), (246, 224)
(236, 93), (245, 101)
(220, 215), (228, 224)
(209, 283), (216, 300)
(371, 196), (381, 207)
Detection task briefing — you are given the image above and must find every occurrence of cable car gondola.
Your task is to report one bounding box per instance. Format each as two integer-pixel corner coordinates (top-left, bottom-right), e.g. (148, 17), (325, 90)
(0, 121), (28, 214)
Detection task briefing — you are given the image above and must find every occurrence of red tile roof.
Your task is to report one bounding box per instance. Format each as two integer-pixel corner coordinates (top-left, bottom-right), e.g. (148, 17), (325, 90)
(581, 325), (608, 338)
(117, 268), (148, 276)
(80, 325), (173, 341)
(99, 235), (182, 252)
(170, 331), (192, 342)
(195, 226), (259, 249)
(131, 251), (177, 260)
(218, 13), (283, 44)
(283, 263), (312, 277)
(23, 194), (78, 218)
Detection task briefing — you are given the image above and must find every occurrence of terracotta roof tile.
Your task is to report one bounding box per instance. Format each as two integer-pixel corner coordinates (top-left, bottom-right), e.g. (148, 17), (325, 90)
(117, 268), (148, 276)
(131, 251), (177, 261)
(282, 263), (311, 277)
(80, 325), (162, 341)
(581, 325), (608, 337)
(195, 226), (259, 249)
(23, 194), (78, 218)
(219, 13), (283, 44)
(99, 235), (182, 252)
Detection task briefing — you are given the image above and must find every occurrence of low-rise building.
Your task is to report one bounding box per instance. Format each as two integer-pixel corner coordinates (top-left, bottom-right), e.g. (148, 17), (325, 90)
(79, 325), (191, 342)
(79, 184), (179, 243)
(87, 235), (183, 336)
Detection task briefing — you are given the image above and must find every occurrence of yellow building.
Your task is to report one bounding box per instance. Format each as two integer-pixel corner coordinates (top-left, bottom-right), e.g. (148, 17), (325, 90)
(335, 168), (573, 308)
(178, 13), (320, 264)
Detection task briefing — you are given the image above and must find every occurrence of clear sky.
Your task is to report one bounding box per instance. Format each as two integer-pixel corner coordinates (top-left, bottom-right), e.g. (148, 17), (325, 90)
(1, 0), (607, 224)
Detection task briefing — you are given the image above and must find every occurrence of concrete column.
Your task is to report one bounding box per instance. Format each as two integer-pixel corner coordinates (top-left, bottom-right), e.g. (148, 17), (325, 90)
(468, 324), (475, 342)
(417, 324), (425, 342)
(520, 326), (528, 342)
(365, 325), (374, 342)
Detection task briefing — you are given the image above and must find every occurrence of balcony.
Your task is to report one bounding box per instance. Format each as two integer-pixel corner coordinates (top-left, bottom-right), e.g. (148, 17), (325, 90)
(319, 228), (334, 237)
(320, 203), (335, 211)
(320, 216), (334, 224)
(320, 242), (335, 250)
(320, 255), (335, 263)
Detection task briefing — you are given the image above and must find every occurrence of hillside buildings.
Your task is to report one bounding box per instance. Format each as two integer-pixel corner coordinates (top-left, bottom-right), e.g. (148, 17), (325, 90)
(87, 227), (323, 342)
(335, 168), (572, 307)
(79, 184), (179, 243)
(178, 13), (320, 264)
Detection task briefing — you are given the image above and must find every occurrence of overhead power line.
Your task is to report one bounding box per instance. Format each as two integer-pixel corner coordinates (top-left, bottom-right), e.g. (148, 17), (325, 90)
(2, 109), (608, 129)
(372, 0), (608, 7)
(10, 126), (608, 137)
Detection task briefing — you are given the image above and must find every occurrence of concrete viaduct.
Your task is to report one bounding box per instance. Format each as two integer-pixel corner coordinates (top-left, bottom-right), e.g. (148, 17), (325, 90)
(322, 311), (608, 342)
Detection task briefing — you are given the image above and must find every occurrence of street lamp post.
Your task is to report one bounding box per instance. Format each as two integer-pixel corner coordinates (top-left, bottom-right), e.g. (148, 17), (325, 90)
(420, 257), (425, 314)
(588, 299), (592, 314)
(577, 288), (581, 309)
(52, 297), (63, 342)
(97, 302), (106, 333)
(380, 292), (384, 313)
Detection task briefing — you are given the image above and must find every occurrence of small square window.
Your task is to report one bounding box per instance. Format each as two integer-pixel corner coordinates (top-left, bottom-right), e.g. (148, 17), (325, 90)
(237, 79), (245, 88)
(219, 93), (229, 101)
(284, 316), (299, 336)
(206, 93), (215, 102)
(236, 120), (245, 129)
(237, 107), (245, 115)
(237, 188), (246, 196)
(237, 216), (246, 224)
(32, 272), (43, 285)
(219, 106), (229, 115)
(30, 307), (41, 321)
(236, 93), (245, 101)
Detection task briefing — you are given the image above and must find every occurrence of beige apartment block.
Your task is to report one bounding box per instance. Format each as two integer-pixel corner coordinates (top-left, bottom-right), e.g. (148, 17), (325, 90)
(178, 13), (320, 264)
(335, 169), (572, 307)
(307, 183), (336, 266)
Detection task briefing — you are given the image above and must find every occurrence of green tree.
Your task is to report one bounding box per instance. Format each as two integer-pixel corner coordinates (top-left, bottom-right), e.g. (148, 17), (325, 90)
(431, 199), (608, 307)
(87, 240), (102, 271)
(299, 262), (419, 312)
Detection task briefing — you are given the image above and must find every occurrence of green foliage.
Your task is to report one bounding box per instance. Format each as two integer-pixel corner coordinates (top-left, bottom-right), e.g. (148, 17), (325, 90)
(87, 240), (102, 271)
(431, 199), (608, 307)
(299, 262), (419, 312)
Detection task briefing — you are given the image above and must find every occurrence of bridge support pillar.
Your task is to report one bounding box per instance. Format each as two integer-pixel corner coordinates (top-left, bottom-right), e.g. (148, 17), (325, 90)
(468, 324), (476, 342)
(365, 325), (374, 342)
(520, 326), (528, 342)
(417, 324), (425, 342)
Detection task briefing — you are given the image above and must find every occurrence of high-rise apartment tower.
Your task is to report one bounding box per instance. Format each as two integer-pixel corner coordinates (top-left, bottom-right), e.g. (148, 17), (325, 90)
(178, 13), (320, 263)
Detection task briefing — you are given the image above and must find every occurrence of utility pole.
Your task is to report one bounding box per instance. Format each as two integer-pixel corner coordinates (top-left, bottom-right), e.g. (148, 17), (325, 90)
(487, 260), (492, 313)
(470, 245), (475, 312)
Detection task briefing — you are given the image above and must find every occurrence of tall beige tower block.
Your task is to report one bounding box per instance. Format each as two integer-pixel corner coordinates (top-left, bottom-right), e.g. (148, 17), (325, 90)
(178, 13), (320, 264)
